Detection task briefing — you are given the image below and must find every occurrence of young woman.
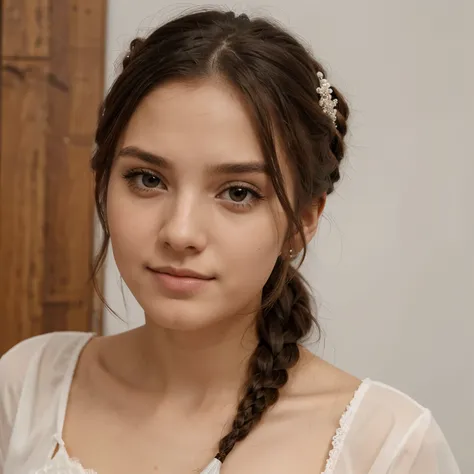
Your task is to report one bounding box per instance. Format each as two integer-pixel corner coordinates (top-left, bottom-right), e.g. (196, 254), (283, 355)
(0, 9), (460, 474)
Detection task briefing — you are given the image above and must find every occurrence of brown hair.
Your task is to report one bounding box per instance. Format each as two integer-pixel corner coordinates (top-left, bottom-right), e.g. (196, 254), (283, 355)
(91, 8), (349, 463)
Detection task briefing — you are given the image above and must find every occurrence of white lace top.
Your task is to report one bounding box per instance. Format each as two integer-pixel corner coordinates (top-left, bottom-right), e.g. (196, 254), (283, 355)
(0, 332), (460, 474)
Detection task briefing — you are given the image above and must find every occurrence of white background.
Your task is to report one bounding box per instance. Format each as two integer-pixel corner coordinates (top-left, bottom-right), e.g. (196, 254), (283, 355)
(102, 1), (473, 470)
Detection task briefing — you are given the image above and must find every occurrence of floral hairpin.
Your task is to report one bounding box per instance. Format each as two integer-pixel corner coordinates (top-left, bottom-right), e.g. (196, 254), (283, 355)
(316, 71), (338, 127)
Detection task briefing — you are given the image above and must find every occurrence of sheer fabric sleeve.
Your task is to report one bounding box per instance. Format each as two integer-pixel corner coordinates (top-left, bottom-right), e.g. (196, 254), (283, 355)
(387, 409), (460, 474)
(0, 347), (18, 472)
(330, 381), (461, 474)
(0, 334), (53, 472)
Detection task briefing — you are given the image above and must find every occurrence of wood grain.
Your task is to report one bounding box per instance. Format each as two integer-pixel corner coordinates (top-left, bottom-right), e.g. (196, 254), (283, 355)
(0, 0), (106, 353)
(0, 60), (48, 348)
(2, 0), (50, 58)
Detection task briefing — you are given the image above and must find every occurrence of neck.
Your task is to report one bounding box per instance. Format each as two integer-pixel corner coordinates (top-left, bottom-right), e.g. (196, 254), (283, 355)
(130, 308), (259, 410)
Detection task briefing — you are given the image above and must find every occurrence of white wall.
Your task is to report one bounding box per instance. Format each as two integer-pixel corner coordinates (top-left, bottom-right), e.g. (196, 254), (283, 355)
(103, 1), (473, 470)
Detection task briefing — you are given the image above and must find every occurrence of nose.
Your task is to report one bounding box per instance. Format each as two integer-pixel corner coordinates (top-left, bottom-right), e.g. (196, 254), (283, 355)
(158, 191), (208, 255)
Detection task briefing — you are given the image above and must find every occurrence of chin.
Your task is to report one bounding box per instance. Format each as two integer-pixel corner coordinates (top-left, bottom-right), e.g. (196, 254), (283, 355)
(142, 298), (223, 331)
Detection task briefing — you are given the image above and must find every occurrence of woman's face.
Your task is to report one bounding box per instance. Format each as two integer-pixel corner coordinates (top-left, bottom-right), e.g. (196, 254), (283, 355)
(106, 78), (294, 331)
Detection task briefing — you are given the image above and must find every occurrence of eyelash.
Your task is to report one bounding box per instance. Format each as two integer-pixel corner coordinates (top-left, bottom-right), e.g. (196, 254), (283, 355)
(121, 168), (265, 210)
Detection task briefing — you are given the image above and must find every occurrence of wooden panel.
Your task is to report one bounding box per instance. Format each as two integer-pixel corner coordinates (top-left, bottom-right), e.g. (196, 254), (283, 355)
(42, 1), (105, 330)
(2, 0), (50, 57)
(42, 142), (95, 328)
(0, 0), (106, 353)
(0, 60), (48, 347)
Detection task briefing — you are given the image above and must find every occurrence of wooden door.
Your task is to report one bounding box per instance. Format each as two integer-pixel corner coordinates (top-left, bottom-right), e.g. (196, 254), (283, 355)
(0, 0), (106, 354)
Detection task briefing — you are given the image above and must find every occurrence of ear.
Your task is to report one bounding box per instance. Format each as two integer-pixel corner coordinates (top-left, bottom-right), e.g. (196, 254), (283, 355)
(292, 194), (326, 253)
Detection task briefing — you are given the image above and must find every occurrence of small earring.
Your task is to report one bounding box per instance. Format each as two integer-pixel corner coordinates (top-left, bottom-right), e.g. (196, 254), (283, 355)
(289, 248), (294, 259)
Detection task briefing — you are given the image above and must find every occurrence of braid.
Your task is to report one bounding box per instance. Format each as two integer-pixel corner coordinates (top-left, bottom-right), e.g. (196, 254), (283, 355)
(122, 38), (146, 70)
(216, 261), (316, 462)
(327, 85), (350, 193)
(91, 10), (350, 466)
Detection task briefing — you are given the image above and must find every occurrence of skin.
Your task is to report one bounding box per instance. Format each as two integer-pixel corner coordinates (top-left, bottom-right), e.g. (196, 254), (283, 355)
(61, 78), (362, 474)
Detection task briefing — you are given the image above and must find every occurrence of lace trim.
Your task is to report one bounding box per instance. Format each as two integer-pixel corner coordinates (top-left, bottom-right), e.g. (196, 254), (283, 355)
(33, 454), (220, 474)
(320, 378), (370, 474)
(32, 453), (98, 474)
(32, 436), (98, 474)
(200, 458), (222, 474)
(33, 436), (220, 474)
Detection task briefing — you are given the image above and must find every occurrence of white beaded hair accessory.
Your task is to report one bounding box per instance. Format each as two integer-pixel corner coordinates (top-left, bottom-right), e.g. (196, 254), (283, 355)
(316, 71), (338, 127)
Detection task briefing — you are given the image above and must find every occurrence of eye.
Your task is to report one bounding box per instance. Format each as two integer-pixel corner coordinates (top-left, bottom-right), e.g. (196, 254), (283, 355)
(140, 173), (161, 188)
(122, 169), (165, 192)
(228, 187), (251, 202)
(219, 185), (264, 209)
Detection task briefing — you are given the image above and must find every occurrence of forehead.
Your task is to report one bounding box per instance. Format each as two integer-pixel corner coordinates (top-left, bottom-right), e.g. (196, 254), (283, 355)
(121, 78), (261, 161)
(119, 78), (295, 192)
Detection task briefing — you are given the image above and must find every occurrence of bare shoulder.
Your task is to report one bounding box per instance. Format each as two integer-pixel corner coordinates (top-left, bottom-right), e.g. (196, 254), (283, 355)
(73, 327), (143, 388)
(223, 347), (366, 473)
(293, 346), (361, 390)
(278, 345), (364, 425)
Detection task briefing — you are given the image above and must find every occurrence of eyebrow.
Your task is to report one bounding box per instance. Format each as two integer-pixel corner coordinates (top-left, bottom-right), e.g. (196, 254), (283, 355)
(117, 146), (269, 175)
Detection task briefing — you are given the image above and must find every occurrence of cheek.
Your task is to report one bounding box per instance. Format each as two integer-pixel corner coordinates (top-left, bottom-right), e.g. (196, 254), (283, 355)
(106, 178), (152, 266)
(106, 173), (288, 283)
(222, 206), (286, 288)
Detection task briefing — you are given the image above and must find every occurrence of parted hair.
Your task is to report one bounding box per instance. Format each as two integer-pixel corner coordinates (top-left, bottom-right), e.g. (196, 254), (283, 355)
(91, 8), (350, 463)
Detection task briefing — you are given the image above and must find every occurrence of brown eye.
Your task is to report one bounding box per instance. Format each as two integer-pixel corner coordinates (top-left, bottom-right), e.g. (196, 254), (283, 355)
(229, 187), (249, 202)
(122, 169), (165, 193)
(218, 185), (263, 209)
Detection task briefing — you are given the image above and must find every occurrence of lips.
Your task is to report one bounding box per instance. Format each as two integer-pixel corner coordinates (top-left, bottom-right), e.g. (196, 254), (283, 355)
(147, 266), (215, 295)
(150, 266), (214, 280)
